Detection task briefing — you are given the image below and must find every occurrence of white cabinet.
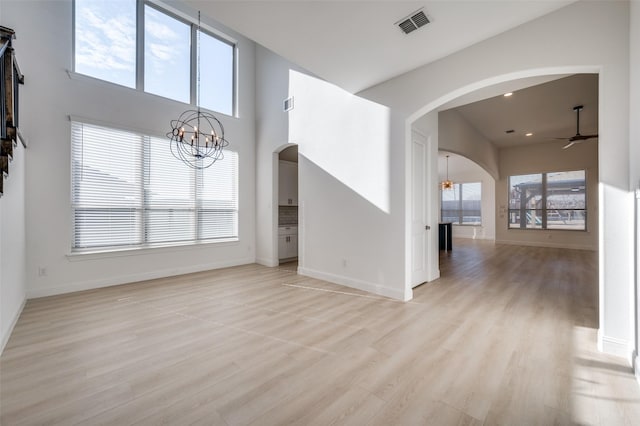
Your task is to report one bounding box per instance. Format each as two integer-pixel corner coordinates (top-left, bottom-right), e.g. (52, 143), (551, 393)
(278, 226), (298, 260)
(278, 160), (298, 206)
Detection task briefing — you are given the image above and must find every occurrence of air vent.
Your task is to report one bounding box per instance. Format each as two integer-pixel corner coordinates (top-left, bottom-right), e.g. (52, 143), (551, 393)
(283, 96), (294, 112)
(505, 129), (515, 134)
(396, 9), (430, 34)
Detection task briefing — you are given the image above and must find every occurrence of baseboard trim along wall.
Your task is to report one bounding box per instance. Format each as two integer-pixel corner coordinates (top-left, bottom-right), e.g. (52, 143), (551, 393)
(495, 239), (597, 251)
(27, 257), (256, 299)
(635, 353), (640, 387)
(255, 257), (279, 268)
(598, 329), (632, 361)
(297, 267), (409, 301)
(1, 297), (26, 355)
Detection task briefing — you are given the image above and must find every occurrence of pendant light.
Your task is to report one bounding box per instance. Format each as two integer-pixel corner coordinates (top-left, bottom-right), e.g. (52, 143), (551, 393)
(441, 155), (454, 190)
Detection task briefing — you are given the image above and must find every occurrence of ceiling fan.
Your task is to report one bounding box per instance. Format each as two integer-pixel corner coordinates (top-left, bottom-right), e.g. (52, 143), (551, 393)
(557, 105), (598, 149)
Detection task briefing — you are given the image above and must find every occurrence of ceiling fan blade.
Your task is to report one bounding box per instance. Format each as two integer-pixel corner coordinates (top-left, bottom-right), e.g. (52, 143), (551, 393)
(562, 141), (577, 149)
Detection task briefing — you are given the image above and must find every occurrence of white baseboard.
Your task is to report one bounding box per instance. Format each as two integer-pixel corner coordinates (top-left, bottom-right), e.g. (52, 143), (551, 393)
(495, 239), (597, 251)
(1, 296), (26, 355)
(297, 267), (409, 301)
(256, 257), (279, 267)
(27, 257), (255, 299)
(635, 353), (640, 387)
(598, 329), (632, 361)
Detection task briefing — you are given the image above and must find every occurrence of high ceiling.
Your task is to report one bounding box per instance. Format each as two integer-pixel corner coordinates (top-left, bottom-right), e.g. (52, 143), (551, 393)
(187, 0), (576, 93)
(186, 1), (595, 152)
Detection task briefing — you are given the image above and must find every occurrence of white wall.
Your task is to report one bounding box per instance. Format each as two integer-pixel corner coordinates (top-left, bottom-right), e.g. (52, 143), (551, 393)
(289, 70), (409, 300)
(360, 1), (634, 358)
(0, 142), (27, 352)
(255, 46), (410, 299)
(496, 140), (598, 250)
(3, 0), (256, 298)
(433, 109), (499, 179)
(254, 46), (307, 267)
(630, 0), (640, 379)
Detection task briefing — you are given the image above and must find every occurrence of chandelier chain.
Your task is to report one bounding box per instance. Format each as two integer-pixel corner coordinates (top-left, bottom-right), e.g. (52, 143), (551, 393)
(166, 10), (230, 169)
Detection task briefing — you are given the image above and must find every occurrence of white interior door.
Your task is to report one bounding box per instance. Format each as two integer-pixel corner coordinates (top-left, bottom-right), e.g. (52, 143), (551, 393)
(411, 138), (430, 287)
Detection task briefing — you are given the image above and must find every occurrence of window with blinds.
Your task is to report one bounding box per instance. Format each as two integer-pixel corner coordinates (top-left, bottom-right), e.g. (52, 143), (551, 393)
(71, 121), (238, 251)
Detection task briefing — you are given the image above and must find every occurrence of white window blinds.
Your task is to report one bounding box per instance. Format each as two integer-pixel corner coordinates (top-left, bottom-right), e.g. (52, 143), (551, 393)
(71, 121), (238, 250)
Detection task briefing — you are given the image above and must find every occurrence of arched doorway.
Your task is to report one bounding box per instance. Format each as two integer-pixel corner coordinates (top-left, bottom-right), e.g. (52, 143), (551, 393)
(407, 68), (600, 293)
(272, 143), (299, 267)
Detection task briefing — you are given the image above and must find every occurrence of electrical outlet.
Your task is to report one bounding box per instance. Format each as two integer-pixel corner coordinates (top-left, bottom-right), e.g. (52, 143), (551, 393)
(38, 267), (47, 277)
(342, 259), (347, 267)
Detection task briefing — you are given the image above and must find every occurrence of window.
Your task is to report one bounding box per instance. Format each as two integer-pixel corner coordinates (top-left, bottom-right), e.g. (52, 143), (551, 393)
(508, 170), (586, 230)
(441, 182), (482, 225)
(144, 4), (191, 103)
(199, 30), (235, 116)
(74, 0), (136, 88)
(71, 121), (238, 250)
(74, 0), (236, 116)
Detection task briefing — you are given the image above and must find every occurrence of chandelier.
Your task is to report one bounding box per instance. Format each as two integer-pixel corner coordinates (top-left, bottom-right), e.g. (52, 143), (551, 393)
(441, 154), (454, 190)
(167, 11), (229, 169)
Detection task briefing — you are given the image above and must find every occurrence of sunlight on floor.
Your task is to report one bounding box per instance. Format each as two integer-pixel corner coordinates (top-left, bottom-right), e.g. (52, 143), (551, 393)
(572, 326), (640, 424)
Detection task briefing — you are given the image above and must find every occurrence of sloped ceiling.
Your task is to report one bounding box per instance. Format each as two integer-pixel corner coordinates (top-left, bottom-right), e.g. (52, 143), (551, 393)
(446, 73), (598, 149)
(186, 0), (576, 93)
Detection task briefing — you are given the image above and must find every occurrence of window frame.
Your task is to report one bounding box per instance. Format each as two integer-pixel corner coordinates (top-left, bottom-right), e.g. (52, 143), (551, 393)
(70, 119), (239, 253)
(507, 170), (587, 231)
(440, 181), (482, 226)
(72, 0), (237, 117)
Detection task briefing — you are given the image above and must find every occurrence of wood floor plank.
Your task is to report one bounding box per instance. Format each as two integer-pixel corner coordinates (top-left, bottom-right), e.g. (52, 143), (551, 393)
(1, 240), (639, 425)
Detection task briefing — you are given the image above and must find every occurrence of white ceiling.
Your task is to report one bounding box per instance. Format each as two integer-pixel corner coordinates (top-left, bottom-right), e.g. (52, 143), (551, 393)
(186, 0), (576, 93)
(186, 1), (595, 153)
(446, 73), (598, 148)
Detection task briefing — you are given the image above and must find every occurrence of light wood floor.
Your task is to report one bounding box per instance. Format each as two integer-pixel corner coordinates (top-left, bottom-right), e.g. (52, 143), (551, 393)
(2, 240), (639, 425)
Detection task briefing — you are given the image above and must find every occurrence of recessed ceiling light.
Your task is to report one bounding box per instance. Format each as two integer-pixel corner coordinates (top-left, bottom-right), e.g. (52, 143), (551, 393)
(504, 92), (513, 97)
(526, 132), (533, 136)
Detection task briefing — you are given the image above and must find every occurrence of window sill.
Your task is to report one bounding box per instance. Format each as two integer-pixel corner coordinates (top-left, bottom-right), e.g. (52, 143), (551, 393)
(66, 238), (239, 262)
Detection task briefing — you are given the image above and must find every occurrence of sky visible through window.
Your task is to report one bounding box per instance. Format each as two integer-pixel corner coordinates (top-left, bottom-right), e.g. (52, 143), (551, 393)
(75, 0), (136, 88)
(199, 30), (234, 116)
(75, 0), (234, 115)
(144, 4), (190, 103)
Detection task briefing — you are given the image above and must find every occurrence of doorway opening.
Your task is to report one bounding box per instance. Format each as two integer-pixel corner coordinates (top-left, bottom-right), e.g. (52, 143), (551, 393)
(277, 145), (299, 264)
(408, 72), (599, 313)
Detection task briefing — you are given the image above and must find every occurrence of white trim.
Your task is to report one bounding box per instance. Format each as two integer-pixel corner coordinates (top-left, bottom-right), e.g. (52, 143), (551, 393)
(635, 353), (640, 387)
(67, 238), (239, 261)
(147, 0), (238, 45)
(1, 297), (26, 355)
(598, 329), (632, 361)
(28, 257), (254, 299)
(495, 239), (596, 251)
(298, 267), (410, 301)
(256, 257), (279, 267)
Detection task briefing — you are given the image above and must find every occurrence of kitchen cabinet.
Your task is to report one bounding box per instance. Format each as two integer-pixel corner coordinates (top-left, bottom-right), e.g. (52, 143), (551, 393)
(278, 226), (298, 260)
(278, 160), (298, 206)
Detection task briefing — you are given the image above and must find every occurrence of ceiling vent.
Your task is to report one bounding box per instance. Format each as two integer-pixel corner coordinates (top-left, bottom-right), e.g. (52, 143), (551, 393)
(396, 9), (430, 34)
